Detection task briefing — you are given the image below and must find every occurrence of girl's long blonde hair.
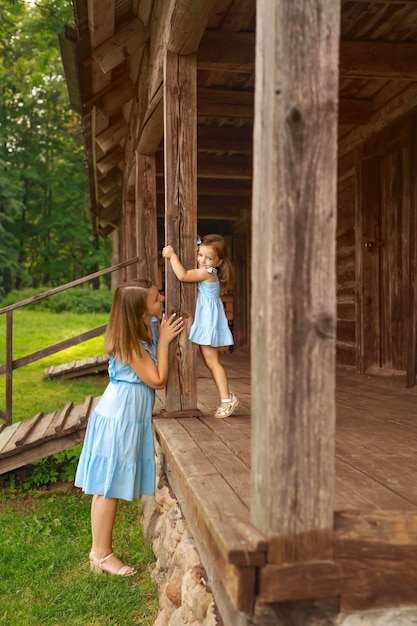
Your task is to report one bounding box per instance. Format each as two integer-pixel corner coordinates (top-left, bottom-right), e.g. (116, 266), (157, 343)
(200, 234), (235, 295)
(104, 279), (153, 362)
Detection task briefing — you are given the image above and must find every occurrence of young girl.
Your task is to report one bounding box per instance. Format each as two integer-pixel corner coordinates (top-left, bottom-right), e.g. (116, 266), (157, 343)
(75, 279), (183, 577)
(162, 234), (238, 418)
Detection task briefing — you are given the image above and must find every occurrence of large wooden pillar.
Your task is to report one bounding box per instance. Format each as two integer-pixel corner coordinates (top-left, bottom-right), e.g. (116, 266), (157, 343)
(135, 152), (158, 285)
(163, 50), (199, 414)
(251, 0), (340, 599)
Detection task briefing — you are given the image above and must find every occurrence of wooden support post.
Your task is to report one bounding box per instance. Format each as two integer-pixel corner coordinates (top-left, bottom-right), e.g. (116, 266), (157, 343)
(251, 0), (340, 569)
(123, 193), (137, 281)
(163, 50), (200, 415)
(407, 115), (417, 388)
(136, 152), (159, 285)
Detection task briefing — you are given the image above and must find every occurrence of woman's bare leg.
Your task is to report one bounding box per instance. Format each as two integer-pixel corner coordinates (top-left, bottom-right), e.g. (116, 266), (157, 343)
(90, 495), (135, 574)
(91, 495), (118, 558)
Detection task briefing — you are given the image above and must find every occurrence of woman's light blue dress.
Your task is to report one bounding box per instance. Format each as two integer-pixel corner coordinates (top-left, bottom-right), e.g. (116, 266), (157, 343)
(74, 319), (158, 501)
(189, 267), (233, 347)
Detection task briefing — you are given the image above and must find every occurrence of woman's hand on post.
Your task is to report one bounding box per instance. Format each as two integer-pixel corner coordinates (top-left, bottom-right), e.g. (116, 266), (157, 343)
(159, 312), (184, 344)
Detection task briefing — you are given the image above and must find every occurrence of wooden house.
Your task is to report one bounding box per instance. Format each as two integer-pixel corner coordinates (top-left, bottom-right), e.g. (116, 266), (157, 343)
(59, 1), (417, 624)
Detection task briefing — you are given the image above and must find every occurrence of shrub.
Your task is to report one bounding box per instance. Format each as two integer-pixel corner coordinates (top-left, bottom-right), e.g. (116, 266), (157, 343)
(0, 287), (113, 314)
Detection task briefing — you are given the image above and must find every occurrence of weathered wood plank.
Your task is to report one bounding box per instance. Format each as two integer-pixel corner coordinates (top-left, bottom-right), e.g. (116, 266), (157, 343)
(335, 510), (417, 610)
(258, 561), (341, 602)
(154, 418), (217, 478)
(334, 457), (417, 512)
(44, 356), (108, 379)
(199, 416), (250, 468)
(408, 116), (417, 387)
(251, 0), (340, 560)
(0, 432), (86, 475)
(135, 153), (158, 285)
(15, 412), (44, 446)
(51, 402), (73, 434)
(177, 417), (251, 505)
(154, 417), (267, 566)
(92, 17), (149, 74)
(163, 51), (198, 412)
(0, 422), (20, 453)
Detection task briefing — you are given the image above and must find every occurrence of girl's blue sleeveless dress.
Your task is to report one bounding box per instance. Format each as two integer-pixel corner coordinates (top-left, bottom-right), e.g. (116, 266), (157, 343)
(74, 319), (158, 501)
(189, 267), (233, 347)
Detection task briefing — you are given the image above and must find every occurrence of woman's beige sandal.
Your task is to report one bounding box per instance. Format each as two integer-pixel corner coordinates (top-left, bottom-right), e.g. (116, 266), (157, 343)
(89, 551), (137, 577)
(214, 392), (239, 418)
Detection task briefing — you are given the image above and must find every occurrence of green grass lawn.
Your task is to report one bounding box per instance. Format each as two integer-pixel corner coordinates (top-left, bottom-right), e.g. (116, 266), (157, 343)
(0, 309), (109, 421)
(0, 490), (159, 625)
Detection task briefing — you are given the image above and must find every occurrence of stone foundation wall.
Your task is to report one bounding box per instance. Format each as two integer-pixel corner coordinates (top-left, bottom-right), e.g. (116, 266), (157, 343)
(142, 459), (220, 626)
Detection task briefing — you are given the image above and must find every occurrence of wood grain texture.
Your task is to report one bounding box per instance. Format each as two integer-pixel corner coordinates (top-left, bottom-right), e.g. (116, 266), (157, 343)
(251, 0), (340, 554)
(163, 51), (198, 412)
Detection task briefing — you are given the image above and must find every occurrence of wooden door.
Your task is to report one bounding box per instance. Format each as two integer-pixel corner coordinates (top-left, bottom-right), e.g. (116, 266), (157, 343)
(358, 118), (414, 377)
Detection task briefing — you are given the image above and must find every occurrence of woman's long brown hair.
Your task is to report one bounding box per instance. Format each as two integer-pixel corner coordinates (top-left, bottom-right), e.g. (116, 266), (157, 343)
(104, 279), (153, 362)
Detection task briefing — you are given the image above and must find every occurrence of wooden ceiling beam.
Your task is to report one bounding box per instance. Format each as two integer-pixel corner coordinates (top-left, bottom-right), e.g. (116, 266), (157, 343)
(198, 30), (255, 73)
(92, 17), (149, 74)
(156, 177), (252, 196)
(196, 31), (417, 81)
(157, 153), (252, 180)
(197, 126), (253, 153)
(198, 86), (253, 119)
(341, 41), (417, 80)
(198, 88), (369, 125)
(339, 83), (417, 155)
(156, 196), (244, 220)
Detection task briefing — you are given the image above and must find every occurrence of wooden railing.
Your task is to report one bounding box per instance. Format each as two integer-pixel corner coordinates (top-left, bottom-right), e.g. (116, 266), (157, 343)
(0, 257), (139, 426)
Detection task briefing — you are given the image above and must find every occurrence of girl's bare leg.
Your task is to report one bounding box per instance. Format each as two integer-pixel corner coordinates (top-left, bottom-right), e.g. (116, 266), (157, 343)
(199, 345), (231, 403)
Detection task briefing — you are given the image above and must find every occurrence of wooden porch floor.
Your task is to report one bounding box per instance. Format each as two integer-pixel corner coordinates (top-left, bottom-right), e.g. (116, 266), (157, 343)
(154, 348), (417, 514)
(153, 348), (417, 618)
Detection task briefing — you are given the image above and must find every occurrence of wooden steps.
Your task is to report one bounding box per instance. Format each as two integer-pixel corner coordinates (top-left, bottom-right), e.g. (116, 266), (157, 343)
(44, 356), (108, 379)
(0, 395), (100, 475)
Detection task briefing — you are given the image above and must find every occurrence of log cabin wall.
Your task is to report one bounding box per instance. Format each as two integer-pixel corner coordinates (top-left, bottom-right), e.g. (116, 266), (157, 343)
(336, 111), (417, 382)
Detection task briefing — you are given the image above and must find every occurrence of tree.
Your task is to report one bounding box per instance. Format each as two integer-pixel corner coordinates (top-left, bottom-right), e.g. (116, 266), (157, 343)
(0, 0), (111, 296)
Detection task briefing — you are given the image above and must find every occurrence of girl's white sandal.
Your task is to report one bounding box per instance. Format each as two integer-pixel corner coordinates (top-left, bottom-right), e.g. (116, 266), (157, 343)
(214, 392), (239, 418)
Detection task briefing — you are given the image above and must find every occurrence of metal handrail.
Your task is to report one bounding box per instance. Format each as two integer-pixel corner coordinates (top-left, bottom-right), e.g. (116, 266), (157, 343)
(0, 257), (139, 425)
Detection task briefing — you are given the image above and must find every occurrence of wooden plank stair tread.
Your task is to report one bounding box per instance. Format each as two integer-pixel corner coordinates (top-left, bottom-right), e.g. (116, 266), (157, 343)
(0, 422), (21, 451)
(44, 356), (108, 379)
(52, 402), (74, 433)
(0, 395), (100, 465)
(15, 411), (44, 446)
(154, 416), (267, 566)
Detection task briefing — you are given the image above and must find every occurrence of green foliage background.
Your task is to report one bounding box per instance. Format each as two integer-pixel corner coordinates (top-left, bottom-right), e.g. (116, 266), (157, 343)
(0, 0), (111, 297)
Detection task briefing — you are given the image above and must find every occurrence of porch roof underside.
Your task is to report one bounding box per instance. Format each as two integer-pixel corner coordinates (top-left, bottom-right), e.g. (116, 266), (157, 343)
(59, 0), (417, 236)
(153, 351), (417, 617)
